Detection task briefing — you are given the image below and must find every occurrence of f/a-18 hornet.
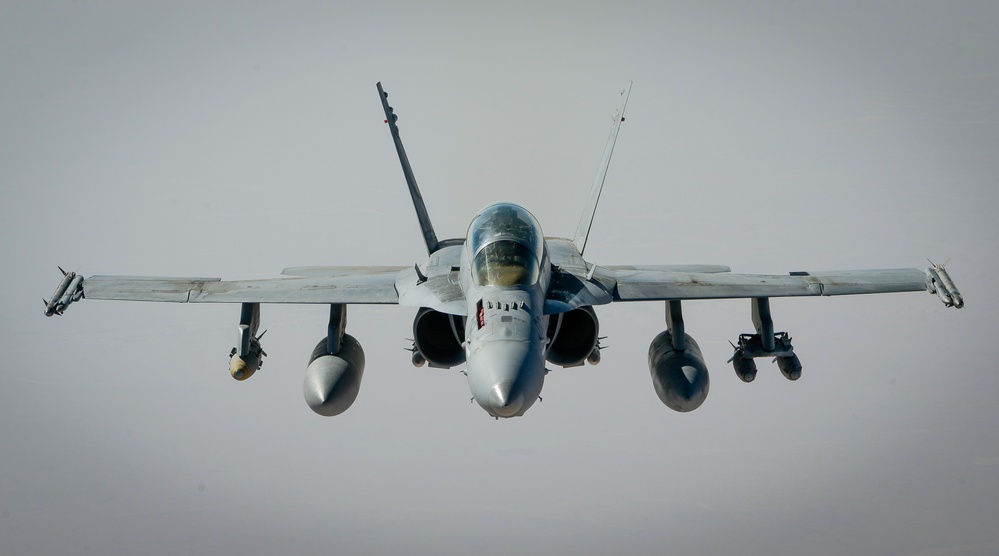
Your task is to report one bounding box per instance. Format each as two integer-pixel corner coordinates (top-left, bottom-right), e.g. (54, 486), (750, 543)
(45, 82), (964, 419)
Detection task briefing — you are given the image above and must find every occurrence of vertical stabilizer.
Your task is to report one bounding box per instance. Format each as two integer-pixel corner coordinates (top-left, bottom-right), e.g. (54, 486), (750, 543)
(377, 82), (440, 254)
(573, 82), (632, 256)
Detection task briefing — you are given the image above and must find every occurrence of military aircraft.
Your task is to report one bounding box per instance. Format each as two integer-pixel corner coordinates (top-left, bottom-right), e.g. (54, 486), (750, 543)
(44, 82), (964, 419)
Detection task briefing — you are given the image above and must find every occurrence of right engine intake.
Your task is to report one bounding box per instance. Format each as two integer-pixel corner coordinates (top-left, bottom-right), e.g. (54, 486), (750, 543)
(648, 331), (710, 412)
(545, 306), (599, 367)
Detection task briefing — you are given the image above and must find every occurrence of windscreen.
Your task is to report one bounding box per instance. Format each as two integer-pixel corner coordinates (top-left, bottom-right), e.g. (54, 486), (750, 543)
(467, 203), (543, 287)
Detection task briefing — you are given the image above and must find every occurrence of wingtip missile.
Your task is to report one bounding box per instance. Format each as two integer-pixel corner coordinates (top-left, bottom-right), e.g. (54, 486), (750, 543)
(44, 268), (83, 316)
(926, 262), (964, 309)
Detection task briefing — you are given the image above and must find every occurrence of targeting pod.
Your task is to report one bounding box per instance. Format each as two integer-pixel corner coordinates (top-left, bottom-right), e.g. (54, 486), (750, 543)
(926, 263), (964, 308)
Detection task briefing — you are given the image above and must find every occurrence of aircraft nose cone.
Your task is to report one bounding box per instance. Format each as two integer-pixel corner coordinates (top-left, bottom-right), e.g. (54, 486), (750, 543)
(466, 339), (545, 418)
(488, 382), (525, 418)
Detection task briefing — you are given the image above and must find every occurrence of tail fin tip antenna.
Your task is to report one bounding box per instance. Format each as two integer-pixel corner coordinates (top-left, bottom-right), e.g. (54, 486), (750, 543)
(376, 82), (440, 254)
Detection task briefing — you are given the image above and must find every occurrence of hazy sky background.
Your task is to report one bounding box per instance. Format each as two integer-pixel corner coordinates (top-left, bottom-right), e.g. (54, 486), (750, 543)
(2, 2), (998, 554)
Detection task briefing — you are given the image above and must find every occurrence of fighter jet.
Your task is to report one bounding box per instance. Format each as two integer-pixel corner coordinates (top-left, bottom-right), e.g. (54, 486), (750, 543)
(44, 82), (964, 419)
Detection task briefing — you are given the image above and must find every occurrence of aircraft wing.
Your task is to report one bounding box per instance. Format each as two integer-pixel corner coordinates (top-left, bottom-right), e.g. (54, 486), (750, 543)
(47, 245), (469, 317)
(81, 270), (405, 305)
(545, 236), (961, 310)
(605, 267), (934, 301)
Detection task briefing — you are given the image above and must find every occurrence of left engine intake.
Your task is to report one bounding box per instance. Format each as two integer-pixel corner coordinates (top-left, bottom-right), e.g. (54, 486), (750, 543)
(648, 331), (710, 412)
(412, 307), (465, 368)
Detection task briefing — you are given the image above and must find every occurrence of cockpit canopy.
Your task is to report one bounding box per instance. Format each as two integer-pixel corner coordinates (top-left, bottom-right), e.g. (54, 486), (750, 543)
(467, 203), (544, 287)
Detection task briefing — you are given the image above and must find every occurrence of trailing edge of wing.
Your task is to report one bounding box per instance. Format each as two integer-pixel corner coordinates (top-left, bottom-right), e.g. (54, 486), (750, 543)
(610, 268), (930, 301)
(83, 273), (401, 304)
(573, 81), (632, 256)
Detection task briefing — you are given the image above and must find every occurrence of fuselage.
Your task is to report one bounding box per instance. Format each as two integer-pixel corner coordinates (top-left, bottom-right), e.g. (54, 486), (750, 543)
(459, 202), (550, 418)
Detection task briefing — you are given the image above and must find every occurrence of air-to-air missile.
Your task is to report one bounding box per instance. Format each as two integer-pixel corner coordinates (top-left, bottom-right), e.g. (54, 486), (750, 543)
(927, 262), (964, 309)
(43, 267), (83, 316)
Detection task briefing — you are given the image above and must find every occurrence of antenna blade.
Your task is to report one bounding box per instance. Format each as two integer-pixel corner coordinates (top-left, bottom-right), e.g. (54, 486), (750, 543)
(573, 81), (632, 256)
(377, 82), (440, 255)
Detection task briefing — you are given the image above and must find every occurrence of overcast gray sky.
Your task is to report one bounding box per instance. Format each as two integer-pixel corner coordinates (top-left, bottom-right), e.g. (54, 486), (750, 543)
(2, 1), (998, 555)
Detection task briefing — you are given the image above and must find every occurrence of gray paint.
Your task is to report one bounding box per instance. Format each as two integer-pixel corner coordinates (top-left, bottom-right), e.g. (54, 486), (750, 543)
(3, 2), (998, 555)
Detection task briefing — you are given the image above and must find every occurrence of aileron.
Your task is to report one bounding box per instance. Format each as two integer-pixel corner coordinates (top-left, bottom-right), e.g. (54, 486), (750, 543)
(84, 276), (220, 302)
